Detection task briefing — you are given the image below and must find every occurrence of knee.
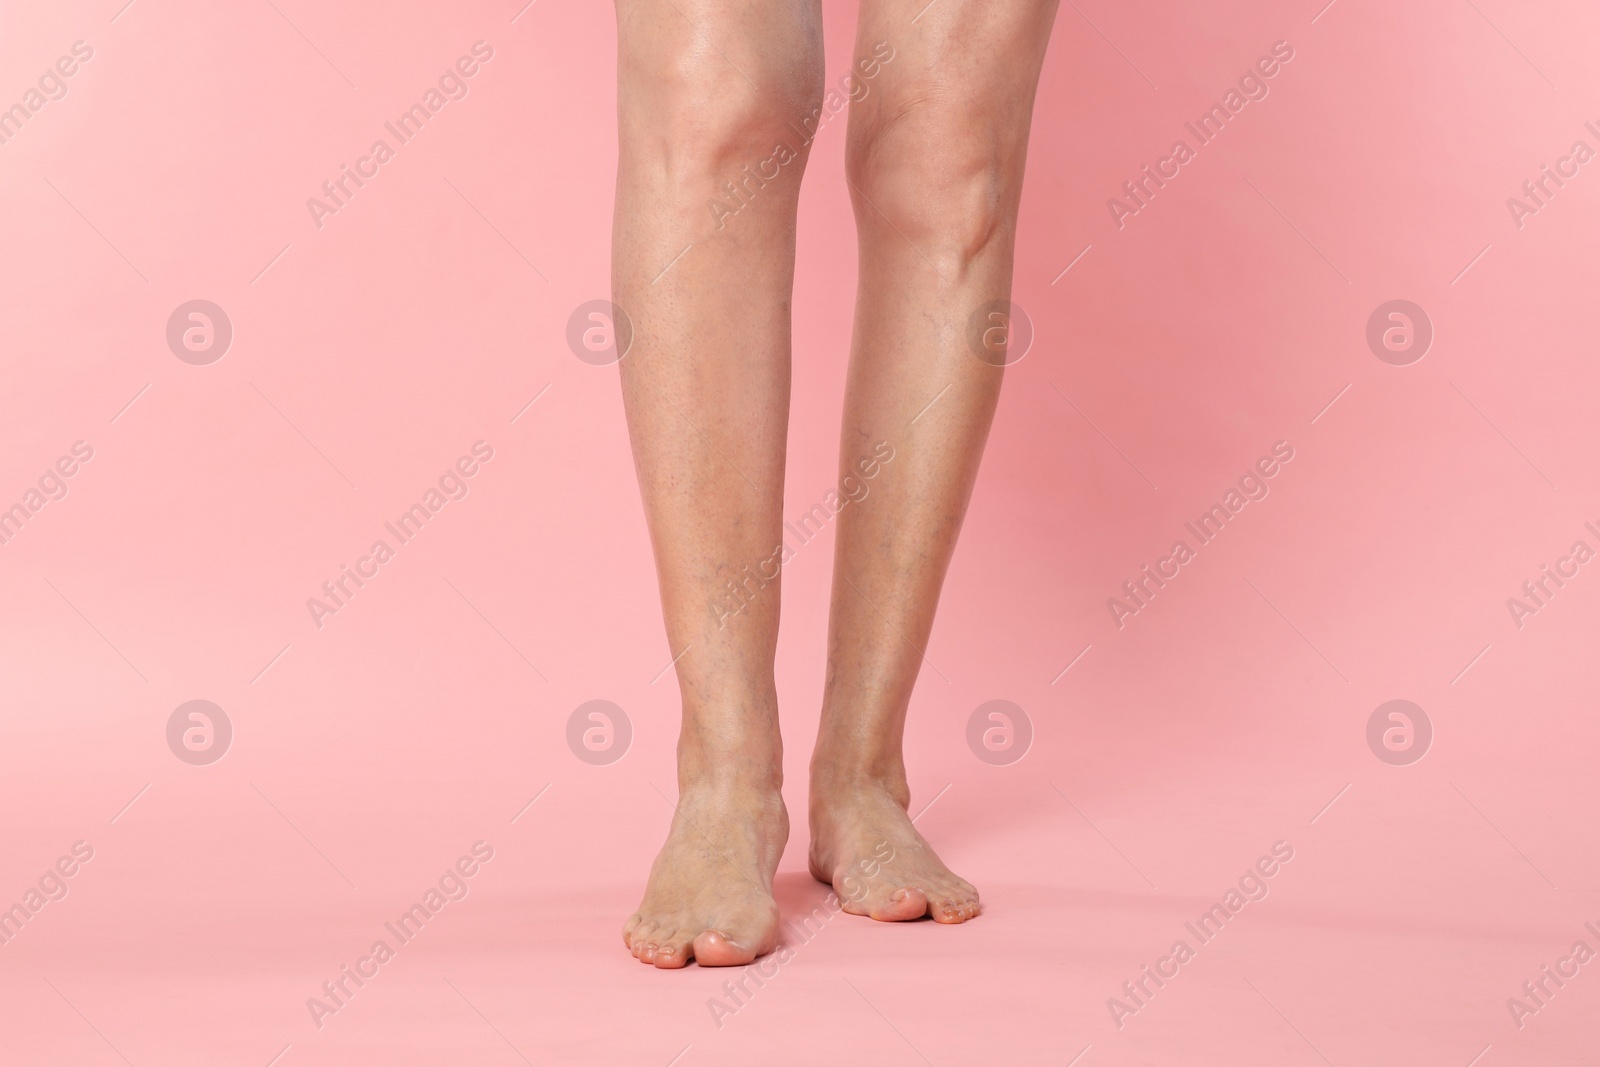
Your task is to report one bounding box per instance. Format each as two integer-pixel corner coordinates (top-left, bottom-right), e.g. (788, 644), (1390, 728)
(618, 23), (822, 188)
(845, 93), (1023, 276)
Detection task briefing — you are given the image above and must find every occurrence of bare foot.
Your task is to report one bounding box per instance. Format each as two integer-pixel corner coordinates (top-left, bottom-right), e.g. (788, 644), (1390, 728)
(622, 778), (787, 968)
(808, 776), (980, 923)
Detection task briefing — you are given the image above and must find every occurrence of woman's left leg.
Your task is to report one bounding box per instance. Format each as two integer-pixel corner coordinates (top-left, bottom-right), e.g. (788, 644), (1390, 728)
(809, 0), (1060, 923)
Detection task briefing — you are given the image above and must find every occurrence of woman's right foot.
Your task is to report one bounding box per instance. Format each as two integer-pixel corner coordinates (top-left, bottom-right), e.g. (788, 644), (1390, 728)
(622, 773), (788, 969)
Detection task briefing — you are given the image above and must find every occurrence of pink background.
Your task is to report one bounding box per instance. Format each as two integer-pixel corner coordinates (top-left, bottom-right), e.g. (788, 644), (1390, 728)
(3, 0), (1598, 1063)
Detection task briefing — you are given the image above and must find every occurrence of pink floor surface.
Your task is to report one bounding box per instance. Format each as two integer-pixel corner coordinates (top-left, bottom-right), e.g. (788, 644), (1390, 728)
(3, 0), (1599, 1064)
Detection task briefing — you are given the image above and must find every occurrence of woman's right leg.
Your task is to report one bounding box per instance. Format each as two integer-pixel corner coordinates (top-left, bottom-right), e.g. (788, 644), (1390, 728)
(614, 0), (822, 968)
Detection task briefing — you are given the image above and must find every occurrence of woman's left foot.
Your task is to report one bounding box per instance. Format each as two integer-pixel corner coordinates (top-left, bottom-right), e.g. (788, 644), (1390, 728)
(808, 776), (980, 923)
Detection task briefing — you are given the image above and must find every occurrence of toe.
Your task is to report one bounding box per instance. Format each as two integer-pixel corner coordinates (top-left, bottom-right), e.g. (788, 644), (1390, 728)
(692, 929), (761, 967)
(868, 885), (929, 922)
(930, 896), (978, 923)
(653, 932), (693, 969)
(629, 922), (659, 959)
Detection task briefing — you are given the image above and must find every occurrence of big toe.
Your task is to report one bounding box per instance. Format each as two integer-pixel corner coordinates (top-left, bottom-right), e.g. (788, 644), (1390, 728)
(866, 885), (928, 922)
(692, 929), (762, 967)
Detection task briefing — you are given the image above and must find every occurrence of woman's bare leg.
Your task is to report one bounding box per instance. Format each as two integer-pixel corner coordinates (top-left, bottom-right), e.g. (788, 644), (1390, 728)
(808, 0), (1059, 922)
(614, 0), (822, 967)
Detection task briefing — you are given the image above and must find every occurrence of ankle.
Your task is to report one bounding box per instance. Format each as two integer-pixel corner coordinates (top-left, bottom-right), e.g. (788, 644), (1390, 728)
(676, 766), (785, 800)
(808, 761), (910, 811)
(674, 695), (784, 792)
(676, 747), (784, 795)
(811, 696), (910, 797)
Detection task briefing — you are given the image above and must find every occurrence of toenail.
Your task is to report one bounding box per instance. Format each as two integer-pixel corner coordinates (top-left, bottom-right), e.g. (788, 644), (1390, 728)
(891, 889), (908, 902)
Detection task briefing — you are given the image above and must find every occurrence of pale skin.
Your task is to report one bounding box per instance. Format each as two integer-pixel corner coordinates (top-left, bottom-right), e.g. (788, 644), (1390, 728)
(614, 0), (1059, 967)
